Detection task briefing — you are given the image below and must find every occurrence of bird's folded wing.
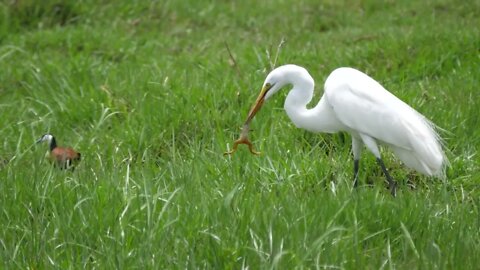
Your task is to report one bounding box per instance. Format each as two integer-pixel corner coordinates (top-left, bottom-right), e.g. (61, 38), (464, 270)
(325, 78), (423, 151)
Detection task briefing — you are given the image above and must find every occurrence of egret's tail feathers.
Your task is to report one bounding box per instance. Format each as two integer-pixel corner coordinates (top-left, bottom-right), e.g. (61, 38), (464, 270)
(391, 146), (446, 179)
(391, 115), (447, 179)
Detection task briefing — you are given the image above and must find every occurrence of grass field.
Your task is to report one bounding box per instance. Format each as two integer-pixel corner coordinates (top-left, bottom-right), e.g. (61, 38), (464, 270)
(1, 0), (479, 268)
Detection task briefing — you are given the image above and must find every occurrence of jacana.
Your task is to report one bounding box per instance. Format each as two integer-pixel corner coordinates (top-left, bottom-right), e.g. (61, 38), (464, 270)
(36, 134), (81, 170)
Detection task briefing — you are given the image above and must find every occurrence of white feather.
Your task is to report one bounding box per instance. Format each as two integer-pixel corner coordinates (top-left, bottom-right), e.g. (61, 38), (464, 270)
(263, 64), (446, 178)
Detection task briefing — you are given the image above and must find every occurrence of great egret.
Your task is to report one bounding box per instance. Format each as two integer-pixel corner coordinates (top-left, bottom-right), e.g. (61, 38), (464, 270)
(37, 134), (81, 170)
(225, 64), (447, 196)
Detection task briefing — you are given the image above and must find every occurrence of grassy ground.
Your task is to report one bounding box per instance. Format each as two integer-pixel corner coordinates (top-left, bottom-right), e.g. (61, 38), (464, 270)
(0, 0), (479, 268)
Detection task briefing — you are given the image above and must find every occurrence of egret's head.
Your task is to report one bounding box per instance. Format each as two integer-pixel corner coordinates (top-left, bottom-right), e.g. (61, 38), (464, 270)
(245, 65), (311, 123)
(263, 68), (290, 100)
(36, 134), (53, 144)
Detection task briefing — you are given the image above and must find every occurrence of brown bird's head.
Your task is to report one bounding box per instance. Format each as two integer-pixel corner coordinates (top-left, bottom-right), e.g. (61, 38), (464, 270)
(37, 134), (57, 151)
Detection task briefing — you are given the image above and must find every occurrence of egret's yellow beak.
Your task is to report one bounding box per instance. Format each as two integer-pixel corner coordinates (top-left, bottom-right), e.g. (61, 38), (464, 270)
(245, 84), (272, 124)
(224, 84), (272, 156)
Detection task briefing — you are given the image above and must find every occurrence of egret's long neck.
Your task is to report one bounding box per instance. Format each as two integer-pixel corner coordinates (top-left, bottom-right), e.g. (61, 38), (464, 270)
(284, 78), (343, 133)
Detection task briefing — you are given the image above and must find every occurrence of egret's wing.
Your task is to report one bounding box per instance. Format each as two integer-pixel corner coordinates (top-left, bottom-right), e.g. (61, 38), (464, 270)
(324, 68), (430, 150)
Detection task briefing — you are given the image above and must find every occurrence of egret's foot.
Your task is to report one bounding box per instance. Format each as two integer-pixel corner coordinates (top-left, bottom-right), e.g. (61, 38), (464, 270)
(352, 159), (360, 188)
(353, 177), (359, 188)
(375, 157), (397, 197)
(389, 180), (397, 197)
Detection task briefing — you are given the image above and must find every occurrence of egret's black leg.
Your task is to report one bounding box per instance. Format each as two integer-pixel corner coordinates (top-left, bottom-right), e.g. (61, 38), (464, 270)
(353, 159), (360, 187)
(376, 158), (397, 197)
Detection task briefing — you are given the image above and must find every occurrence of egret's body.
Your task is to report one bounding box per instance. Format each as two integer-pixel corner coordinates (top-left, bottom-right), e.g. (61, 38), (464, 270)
(227, 64), (446, 196)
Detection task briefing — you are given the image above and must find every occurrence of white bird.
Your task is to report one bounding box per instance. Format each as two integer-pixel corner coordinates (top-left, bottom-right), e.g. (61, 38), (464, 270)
(226, 64), (447, 196)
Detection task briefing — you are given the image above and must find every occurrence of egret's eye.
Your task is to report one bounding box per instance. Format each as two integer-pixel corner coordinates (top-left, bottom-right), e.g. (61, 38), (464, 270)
(265, 83), (272, 89)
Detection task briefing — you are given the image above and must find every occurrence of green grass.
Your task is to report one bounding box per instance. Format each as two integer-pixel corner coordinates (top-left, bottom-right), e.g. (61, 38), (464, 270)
(1, 0), (479, 268)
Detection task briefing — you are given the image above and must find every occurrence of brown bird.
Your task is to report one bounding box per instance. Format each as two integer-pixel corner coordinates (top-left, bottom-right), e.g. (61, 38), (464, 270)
(36, 134), (81, 170)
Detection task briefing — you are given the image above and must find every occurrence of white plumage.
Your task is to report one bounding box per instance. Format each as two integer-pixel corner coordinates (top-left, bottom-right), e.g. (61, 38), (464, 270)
(258, 64), (447, 195)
